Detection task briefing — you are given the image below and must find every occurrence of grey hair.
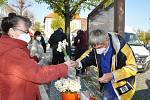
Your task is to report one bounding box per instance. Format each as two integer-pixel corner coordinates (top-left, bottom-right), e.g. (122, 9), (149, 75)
(89, 29), (108, 46)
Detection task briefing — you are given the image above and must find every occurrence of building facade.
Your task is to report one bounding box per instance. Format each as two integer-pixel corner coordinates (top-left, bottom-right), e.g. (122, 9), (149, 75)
(44, 12), (87, 38)
(0, 4), (17, 32)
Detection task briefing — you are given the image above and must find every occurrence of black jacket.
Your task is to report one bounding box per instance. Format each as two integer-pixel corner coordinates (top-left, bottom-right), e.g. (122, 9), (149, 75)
(48, 29), (67, 49)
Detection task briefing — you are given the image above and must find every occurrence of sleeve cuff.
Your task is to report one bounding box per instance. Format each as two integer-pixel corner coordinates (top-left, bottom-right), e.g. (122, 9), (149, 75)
(76, 60), (83, 70)
(112, 72), (117, 82)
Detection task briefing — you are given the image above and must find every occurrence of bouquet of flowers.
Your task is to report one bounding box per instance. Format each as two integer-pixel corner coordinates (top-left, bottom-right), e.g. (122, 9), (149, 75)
(57, 39), (69, 61)
(55, 77), (81, 93)
(55, 39), (81, 98)
(57, 39), (76, 78)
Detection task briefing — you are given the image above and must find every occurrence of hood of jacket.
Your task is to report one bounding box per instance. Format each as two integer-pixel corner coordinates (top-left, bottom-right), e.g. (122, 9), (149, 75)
(0, 35), (28, 56)
(108, 32), (121, 54)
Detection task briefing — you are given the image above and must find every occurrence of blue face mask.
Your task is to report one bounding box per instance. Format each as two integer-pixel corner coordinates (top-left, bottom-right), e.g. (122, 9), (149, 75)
(17, 33), (31, 43)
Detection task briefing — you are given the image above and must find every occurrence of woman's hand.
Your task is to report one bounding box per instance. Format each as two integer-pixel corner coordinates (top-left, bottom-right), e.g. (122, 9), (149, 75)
(64, 60), (77, 67)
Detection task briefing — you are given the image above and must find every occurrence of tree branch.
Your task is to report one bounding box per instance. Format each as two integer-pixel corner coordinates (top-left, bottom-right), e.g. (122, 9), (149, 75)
(70, 0), (87, 15)
(36, 0), (65, 15)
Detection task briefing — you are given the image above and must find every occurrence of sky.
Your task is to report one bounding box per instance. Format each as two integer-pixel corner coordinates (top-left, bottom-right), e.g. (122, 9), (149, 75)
(125, 0), (150, 31)
(8, 0), (150, 32)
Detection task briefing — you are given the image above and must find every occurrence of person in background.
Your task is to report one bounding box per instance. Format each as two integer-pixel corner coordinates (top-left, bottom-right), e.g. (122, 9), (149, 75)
(48, 28), (67, 64)
(74, 30), (88, 74)
(0, 13), (76, 100)
(74, 30), (88, 60)
(30, 31), (46, 56)
(75, 29), (137, 100)
(29, 31), (52, 66)
(28, 32), (35, 53)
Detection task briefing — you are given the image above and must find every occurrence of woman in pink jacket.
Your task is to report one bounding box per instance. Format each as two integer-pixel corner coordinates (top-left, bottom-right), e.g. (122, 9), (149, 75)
(0, 13), (75, 100)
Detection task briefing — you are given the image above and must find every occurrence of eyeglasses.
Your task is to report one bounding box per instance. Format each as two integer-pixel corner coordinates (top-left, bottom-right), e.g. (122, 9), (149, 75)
(13, 28), (29, 34)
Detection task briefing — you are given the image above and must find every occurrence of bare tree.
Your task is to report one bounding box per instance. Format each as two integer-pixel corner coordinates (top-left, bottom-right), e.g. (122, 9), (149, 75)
(12, 0), (31, 16)
(10, 0), (36, 27)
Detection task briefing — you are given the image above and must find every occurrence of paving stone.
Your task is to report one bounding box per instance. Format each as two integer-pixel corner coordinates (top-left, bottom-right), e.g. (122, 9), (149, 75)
(132, 68), (150, 100)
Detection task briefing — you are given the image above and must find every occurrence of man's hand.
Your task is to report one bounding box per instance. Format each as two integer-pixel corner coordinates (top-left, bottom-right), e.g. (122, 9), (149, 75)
(98, 73), (113, 83)
(74, 59), (82, 69)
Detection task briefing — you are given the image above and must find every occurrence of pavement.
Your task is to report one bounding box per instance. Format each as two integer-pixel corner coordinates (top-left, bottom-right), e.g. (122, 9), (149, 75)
(132, 68), (150, 100)
(38, 81), (60, 100)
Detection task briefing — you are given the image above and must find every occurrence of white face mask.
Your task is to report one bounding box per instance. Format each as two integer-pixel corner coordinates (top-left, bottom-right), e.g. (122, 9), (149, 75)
(36, 36), (41, 41)
(96, 48), (106, 54)
(17, 33), (31, 43)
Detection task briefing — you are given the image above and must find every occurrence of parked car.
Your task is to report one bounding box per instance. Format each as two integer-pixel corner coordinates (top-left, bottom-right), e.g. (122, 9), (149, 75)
(146, 44), (150, 52)
(122, 26), (150, 72)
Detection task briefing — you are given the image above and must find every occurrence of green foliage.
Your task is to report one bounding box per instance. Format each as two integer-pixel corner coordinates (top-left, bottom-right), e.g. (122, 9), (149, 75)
(137, 29), (150, 44)
(35, 0), (101, 53)
(51, 15), (65, 31)
(145, 32), (150, 44)
(0, 0), (7, 4)
(137, 30), (145, 42)
(35, 0), (101, 20)
(32, 22), (42, 32)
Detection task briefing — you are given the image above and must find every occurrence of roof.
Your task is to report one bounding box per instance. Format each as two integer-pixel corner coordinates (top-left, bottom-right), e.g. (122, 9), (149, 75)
(44, 12), (81, 21)
(74, 14), (80, 20)
(44, 12), (57, 22)
(44, 12), (58, 18)
(43, 12), (87, 30)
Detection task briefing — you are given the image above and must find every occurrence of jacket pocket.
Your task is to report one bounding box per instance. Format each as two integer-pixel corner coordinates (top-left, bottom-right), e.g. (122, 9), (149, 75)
(116, 82), (133, 95)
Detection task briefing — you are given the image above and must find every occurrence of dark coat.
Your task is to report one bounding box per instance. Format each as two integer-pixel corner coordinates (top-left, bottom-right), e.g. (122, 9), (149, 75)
(48, 29), (67, 49)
